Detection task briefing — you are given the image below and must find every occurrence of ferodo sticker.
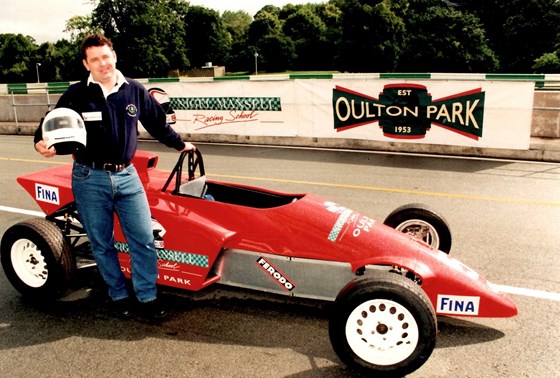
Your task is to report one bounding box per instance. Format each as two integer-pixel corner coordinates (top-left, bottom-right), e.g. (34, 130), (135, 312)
(437, 294), (480, 315)
(256, 257), (295, 292)
(35, 183), (60, 205)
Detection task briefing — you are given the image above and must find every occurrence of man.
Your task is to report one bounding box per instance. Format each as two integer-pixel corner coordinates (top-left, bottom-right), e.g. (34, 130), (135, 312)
(34, 34), (194, 321)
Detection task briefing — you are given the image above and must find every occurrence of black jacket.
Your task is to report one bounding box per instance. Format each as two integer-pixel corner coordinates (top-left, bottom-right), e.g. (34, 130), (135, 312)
(34, 77), (185, 163)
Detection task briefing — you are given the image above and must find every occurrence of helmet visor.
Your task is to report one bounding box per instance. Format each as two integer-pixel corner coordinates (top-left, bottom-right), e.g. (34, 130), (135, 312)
(43, 115), (84, 132)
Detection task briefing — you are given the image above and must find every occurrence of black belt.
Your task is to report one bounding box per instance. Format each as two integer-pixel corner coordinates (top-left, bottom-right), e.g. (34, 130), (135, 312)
(77, 160), (130, 172)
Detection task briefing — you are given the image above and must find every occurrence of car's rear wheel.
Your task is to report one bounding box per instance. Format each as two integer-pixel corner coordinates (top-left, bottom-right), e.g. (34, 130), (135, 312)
(384, 203), (452, 253)
(329, 271), (436, 377)
(1, 218), (75, 301)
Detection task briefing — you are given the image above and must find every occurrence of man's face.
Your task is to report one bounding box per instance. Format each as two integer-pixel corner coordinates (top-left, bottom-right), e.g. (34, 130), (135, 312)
(82, 44), (117, 84)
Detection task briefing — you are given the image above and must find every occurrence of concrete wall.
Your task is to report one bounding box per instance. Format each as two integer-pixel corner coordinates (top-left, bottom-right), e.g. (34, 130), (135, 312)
(0, 92), (59, 124)
(532, 90), (560, 138)
(1, 90), (559, 139)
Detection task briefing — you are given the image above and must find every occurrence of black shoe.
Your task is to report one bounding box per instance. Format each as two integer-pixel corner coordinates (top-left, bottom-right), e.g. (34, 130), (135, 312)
(111, 297), (133, 319)
(139, 299), (168, 322)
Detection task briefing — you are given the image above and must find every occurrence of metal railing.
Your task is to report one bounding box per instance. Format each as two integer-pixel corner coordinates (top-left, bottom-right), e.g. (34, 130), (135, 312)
(10, 88), (56, 130)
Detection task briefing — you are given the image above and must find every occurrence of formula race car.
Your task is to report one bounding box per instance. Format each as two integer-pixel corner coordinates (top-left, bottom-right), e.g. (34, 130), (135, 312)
(1, 149), (517, 377)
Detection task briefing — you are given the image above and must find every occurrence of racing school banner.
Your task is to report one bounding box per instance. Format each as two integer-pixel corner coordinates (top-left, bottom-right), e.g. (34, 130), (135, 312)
(143, 78), (535, 150)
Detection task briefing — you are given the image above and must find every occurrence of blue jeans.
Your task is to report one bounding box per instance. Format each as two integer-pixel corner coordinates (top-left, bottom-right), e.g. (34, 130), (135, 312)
(72, 162), (157, 303)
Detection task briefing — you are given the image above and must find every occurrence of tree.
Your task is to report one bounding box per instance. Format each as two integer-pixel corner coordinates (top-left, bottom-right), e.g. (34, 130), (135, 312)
(52, 39), (84, 81)
(2, 0), (559, 83)
(64, 15), (102, 44)
(183, 6), (231, 68)
(0, 34), (37, 83)
(314, 2), (344, 70)
(334, 0), (406, 72)
(254, 5), (282, 18)
(246, 7), (296, 73)
(397, 0), (498, 72)
(502, 0), (560, 73)
(533, 52), (560, 73)
(454, 0), (560, 73)
(282, 5), (331, 70)
(33, 43), (59, 82)
(222, 10), (252, 43)
(92, 0), (189, 77)
(222, 10), (252, 72)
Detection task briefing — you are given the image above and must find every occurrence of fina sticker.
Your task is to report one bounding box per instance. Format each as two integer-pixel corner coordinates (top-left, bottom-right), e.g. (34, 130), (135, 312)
(437, 294), (480, 315)
(35, 183), (60, 205)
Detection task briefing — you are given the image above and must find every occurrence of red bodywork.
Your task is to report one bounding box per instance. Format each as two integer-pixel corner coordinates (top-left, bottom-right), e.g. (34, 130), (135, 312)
(17, 150), (517, 318)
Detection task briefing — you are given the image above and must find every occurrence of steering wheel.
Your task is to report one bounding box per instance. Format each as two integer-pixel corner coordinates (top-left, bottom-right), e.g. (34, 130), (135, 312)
(161, 148), (205, 193)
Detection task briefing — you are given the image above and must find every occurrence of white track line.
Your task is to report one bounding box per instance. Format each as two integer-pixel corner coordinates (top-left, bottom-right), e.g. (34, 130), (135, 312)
(492, 284), (560, 302)
(1, 205), (559, 302)
(0, 205), (44, 217)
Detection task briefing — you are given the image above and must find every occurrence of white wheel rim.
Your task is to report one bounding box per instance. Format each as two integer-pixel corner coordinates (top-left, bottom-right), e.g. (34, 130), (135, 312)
(10, 238), (48, 288)
(396, 219), (440, 249)
(345, 299), (419, 366)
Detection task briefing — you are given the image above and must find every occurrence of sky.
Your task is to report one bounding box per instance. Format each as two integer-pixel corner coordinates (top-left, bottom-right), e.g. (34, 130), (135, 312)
(0, 0), (325, 44)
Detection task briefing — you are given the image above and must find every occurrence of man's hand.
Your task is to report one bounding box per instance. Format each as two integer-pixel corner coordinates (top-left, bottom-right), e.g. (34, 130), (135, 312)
(180, 142), (196, 152)
(35, 140), (56, 158)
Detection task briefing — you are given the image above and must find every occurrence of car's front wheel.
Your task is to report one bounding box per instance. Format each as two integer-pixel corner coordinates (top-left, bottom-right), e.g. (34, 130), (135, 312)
(329, 271), (437, 377)
(1, 218), (75, 300)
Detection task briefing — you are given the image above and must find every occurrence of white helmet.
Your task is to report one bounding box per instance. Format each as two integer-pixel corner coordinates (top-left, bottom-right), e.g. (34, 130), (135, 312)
(42, 107), (87, 155)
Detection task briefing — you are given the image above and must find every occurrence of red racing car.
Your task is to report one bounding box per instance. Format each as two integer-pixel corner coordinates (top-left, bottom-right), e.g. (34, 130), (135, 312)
(1, 149), (517, 377)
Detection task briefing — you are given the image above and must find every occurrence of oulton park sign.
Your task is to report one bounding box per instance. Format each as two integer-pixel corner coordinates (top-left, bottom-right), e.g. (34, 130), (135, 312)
(333, 83), (485, 140)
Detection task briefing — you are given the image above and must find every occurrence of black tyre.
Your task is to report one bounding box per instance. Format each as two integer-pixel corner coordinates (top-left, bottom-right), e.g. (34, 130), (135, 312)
(329, 271), (437, 377)
(384, 203), (452, 253)
(1, 218), (75, 300)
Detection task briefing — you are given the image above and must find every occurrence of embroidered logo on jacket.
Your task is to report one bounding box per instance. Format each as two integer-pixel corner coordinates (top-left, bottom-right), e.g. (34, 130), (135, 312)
(126, 104), (138, 117)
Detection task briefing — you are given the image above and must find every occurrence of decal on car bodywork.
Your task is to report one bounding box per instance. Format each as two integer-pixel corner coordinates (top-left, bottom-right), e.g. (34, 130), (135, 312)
(324, 201), (348, 215)
(114, 242), (209, 268)
(437, 294), (480, 315)
(256, 257), (295, 292)
(324, 201), (375, 242)
(35, 183), (60, 205)
(328, 208), (353, 242)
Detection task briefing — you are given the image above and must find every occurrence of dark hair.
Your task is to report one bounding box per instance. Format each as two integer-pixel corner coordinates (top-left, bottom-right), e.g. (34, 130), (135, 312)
(81, 34), (113, 60)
